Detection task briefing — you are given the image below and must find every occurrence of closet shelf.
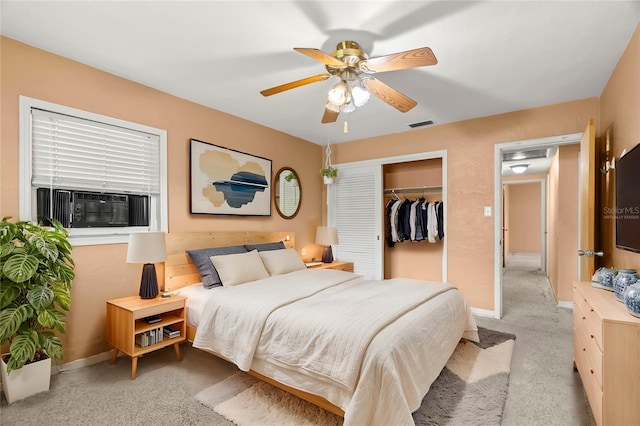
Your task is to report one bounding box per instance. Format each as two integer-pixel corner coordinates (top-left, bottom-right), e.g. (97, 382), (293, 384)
(383, 185), (442, 195)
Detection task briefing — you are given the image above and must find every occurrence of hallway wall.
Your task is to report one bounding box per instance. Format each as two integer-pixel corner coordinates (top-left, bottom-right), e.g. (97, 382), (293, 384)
(507, 182), (541, 254)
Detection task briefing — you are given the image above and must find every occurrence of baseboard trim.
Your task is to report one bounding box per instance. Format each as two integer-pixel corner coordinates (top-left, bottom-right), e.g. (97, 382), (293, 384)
(471, 307), (497, 318)
(55, 350), (115, 374)
(557, 301), (573, 309)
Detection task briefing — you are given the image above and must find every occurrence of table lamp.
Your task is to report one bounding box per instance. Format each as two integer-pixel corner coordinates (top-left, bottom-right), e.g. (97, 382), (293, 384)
(127, 231), (167, 299)
(315, 226), (338, 263)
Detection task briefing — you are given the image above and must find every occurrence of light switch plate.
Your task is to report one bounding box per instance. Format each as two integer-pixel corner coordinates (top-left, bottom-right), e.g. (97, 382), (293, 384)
(484, 206), (492, 217)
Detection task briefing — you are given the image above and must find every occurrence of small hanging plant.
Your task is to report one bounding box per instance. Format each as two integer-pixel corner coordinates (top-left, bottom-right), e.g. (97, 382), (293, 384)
(320, 166), (338, 179)
(321, 144), (337, 184)
(284, 172), (296, 182)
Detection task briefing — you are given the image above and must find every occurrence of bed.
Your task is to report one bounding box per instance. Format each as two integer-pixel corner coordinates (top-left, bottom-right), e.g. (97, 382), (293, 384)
(160, 231), (478, 426)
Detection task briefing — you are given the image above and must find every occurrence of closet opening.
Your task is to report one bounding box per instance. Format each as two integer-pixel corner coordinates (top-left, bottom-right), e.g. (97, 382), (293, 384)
(383, 159), (444, 282)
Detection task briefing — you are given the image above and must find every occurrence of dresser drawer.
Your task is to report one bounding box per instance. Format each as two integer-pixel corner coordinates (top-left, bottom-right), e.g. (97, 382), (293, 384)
(574, 286), (603, 350)
(574, 330), (603, 425)
(573, 302), (603, 388)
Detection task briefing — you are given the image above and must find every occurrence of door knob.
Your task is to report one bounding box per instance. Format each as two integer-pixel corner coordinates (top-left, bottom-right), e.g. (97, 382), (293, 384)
(578, 249), (604, 257)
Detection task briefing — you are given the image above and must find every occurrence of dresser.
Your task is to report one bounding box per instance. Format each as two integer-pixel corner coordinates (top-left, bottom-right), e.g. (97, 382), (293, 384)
(573, 281), (640, 426)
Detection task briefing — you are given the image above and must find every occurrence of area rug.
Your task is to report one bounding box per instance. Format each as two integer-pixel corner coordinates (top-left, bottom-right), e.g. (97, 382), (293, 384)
(195, 327), (515, 426)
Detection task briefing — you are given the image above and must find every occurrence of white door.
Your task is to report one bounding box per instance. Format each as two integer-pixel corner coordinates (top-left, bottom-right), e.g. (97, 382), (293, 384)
(328, 163), (383, 280)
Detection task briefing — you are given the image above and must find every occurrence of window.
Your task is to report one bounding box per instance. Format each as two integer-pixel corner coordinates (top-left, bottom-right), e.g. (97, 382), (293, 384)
(19, 96), (167, 246)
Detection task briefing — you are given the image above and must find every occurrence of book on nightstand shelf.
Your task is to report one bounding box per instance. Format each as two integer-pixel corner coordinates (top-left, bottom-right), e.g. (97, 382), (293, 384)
(135, 326), (164, 347)
(163, 326), (180, 339)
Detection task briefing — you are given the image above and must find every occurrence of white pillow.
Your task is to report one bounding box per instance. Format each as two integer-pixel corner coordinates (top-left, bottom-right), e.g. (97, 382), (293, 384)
(209, 250), (269, 286)
(259, 248), (306, 276)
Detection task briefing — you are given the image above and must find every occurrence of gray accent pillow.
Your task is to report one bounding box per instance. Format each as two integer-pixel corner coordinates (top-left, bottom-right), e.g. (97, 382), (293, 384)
(244, 241), (286, 252)
(186, 245), (248, 289)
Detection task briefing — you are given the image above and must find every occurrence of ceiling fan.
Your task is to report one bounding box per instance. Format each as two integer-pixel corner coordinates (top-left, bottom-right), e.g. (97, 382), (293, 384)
(260, 41), (438, 124)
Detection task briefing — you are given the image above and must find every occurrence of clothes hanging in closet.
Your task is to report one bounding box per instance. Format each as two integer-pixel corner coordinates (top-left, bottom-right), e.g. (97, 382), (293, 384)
(385, 197), (444, 247)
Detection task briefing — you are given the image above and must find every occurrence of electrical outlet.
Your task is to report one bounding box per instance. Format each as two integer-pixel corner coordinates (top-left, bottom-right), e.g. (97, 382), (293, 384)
(301, 248), (306, 256)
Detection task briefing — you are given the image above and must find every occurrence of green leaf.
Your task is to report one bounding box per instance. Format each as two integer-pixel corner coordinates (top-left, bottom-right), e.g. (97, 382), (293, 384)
(26, 285), (54, 310)
(7, 333), (37, 373)
(2, 252), (39, 283)
(40, 332), (63, 360)
(0, 241), (16, 258)
(53, 286), (72, 311)
(34, 236), (59, 262)
(0, 306), (29, 343)
(0, 284), (21, 309)
(37, 308), (66, 333)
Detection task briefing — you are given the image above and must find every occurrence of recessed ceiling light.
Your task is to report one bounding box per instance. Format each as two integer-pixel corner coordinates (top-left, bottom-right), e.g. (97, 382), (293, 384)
(510, 164), (529, 174)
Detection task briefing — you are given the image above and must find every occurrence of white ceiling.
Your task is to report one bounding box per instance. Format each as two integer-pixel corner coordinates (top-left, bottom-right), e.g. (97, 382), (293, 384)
(1, 1), (639, 148)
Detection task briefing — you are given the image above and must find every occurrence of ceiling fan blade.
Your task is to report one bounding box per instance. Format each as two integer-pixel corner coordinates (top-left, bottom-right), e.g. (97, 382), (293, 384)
(321, 105), (340, 123)
(361, 77), (417, 113)
(260, 73), (331, 97)
(359, 47), (437, 73)
(294, 48), (346, 68)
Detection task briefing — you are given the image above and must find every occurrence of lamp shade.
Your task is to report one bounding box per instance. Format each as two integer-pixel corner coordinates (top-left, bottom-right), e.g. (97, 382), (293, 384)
(315, 226), (338, 246)
(127, 232), (167, 299)
(127, 232), (167, 264)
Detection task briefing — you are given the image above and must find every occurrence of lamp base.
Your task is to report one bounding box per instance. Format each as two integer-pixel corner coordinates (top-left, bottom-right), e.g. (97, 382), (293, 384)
(139, 263), (159, 299)
(321, 246), (334, 263)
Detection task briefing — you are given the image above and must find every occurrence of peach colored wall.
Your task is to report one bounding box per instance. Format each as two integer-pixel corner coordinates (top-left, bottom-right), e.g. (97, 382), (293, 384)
(547, 152), (560, 298)
(556, 144), (580, 301)
(383, 159), (443, 281)
(0, 37), (324, 363)
(600, 24), (640, 273)
(507, 182), (541, 253)
(332, 99), (599, 309)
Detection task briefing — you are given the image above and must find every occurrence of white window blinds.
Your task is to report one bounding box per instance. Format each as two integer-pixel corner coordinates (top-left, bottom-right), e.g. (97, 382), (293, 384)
(31, 108), (160, 195)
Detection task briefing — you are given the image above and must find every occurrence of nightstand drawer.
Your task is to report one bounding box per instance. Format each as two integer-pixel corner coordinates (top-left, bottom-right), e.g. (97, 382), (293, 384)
(307, 261), (354, 272)
(132, 299), (184, 319)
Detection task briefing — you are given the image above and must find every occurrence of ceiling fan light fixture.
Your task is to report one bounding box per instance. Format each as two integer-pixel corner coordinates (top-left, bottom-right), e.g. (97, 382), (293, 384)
(325, 102), (340, 113)
(341, 99), (356, 113)
(328, 81), (348, 106)
(510, 164), (529, 174)
(351, 85), (370, 107)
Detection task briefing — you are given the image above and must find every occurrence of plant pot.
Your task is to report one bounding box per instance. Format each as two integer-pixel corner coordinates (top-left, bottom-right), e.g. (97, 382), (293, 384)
(323, 176), (334, 185)
(1, 355), (51, 404)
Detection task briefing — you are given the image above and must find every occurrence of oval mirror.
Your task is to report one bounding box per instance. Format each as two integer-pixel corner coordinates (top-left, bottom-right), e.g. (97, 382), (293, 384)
(274, 167), (302, 219)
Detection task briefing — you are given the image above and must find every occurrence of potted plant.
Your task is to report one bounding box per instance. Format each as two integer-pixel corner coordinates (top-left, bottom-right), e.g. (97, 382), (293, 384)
(0, 217), (74, 403)
(284, 172), (297, 187)
(320, 166), (338, 184)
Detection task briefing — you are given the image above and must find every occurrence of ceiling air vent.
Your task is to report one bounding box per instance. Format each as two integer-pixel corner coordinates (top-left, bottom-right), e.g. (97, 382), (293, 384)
(408, 120), (434, 128)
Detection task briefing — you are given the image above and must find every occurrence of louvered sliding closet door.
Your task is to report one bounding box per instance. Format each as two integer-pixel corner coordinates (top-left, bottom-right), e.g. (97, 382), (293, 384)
(327, 164), (383, 280)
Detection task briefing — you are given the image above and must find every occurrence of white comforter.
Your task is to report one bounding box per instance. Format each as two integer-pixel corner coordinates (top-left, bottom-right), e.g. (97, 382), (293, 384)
(193, 268), (478, 426)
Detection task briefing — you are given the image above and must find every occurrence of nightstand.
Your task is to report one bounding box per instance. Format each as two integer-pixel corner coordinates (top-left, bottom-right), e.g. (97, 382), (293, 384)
(106, 295), (186, 379)
(306, 261), (354, 272)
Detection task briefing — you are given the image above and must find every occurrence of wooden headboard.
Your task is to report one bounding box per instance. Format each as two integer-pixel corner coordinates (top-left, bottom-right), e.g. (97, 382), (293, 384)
(158, 231), (295, 291)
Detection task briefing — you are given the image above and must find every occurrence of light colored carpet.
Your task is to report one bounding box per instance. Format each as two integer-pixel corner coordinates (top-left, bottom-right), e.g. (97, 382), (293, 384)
(195, 327), (515, 426)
